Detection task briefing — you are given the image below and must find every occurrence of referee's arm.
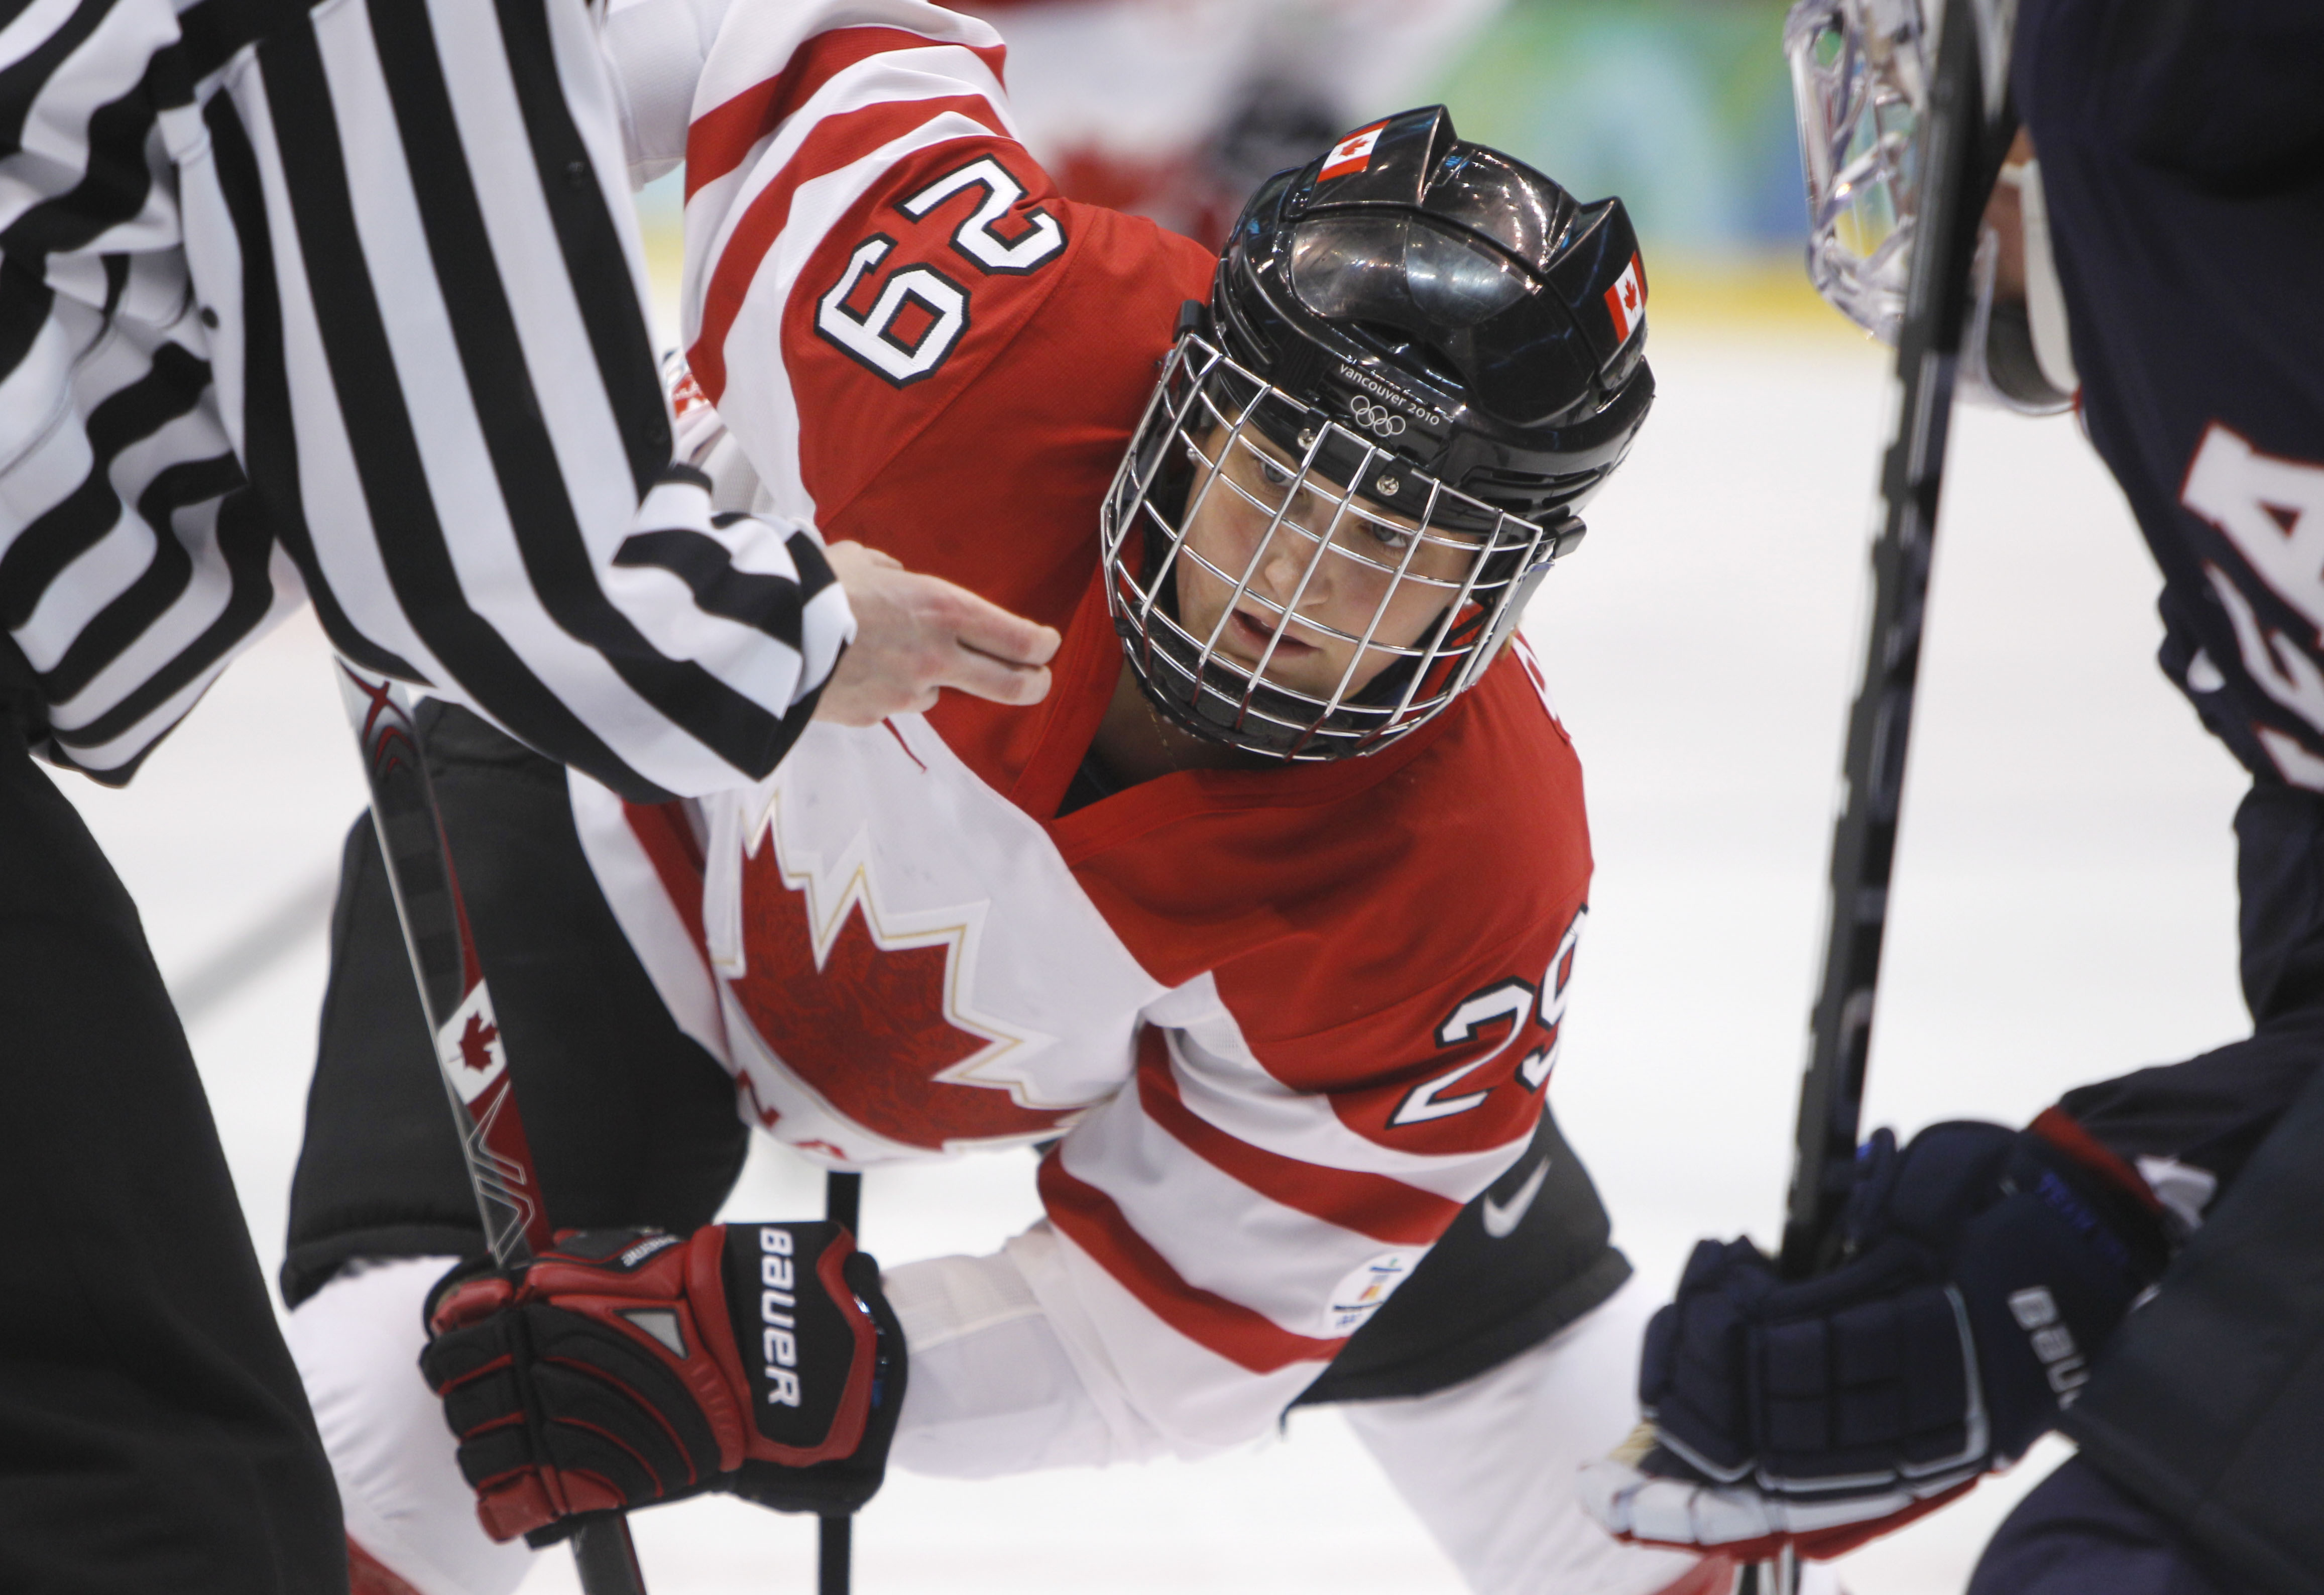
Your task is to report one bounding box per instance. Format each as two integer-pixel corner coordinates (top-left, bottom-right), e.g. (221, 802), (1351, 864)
(0, 0), (1042, 801)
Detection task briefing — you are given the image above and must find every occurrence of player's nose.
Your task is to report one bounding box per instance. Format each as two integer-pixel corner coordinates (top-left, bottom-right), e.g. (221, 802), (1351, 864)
(1255, 533), (1317, 607)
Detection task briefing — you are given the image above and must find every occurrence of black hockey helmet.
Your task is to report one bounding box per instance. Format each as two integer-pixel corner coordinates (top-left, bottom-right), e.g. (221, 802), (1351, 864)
(1213, 104), (1656, 523)
(1100, 105), (1656, 760)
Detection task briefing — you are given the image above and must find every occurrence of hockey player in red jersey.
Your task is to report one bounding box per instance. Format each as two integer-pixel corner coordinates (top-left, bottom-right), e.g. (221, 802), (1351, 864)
(274, 6), (1757, 1593)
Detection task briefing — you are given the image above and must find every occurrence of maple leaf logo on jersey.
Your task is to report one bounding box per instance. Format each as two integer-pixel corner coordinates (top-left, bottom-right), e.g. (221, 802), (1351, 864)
(724, 834), (1079, 1150)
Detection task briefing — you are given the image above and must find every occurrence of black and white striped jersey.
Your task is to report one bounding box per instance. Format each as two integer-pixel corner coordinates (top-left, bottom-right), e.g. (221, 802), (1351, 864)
(0, 0), (852, 800)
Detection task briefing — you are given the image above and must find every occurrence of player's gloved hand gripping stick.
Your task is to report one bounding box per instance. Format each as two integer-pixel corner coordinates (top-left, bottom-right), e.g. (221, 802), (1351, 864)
(421, 1218), (902, 1533)
(337, 666), (906, 1593)
(1603, 1114), (2165, 1561)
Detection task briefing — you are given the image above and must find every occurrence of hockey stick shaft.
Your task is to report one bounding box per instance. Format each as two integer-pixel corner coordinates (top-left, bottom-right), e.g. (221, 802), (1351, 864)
(334, 662), (649, 1595)
(1778, 0), (1995, 1282)
(1764, 4), (2005, 1589)
(820, 1169), (862, 1595)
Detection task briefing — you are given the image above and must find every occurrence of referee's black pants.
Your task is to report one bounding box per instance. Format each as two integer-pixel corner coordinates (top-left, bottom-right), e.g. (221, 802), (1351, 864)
(0, 724), (346, 1594)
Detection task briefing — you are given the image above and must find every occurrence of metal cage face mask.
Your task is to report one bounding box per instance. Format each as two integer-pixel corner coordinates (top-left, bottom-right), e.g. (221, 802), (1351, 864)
(1098, 329), (1564, 762)
(1787, 0), (1930, 345)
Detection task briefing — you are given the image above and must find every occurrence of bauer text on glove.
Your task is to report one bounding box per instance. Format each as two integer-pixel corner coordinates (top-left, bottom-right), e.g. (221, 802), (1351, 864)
(1578, 1111), (2167, 1561)
(419, 1222), (906, 1542)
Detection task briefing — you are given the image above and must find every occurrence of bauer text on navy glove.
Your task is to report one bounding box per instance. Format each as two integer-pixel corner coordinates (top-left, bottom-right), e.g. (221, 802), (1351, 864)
(420, 1223), (905, 1542)
(1579, 1111), (2167, 1561)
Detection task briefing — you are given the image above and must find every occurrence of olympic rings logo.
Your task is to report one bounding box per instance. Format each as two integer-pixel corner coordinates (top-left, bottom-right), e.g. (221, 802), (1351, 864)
(1348, 396), (1407, 437)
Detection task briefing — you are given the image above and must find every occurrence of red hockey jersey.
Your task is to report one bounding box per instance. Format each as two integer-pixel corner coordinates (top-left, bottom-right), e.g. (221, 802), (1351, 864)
(584, 0), (1593, 1448)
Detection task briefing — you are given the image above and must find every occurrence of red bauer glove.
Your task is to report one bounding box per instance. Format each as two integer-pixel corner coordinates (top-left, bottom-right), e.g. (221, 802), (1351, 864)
(420, 1223), (903, 1542)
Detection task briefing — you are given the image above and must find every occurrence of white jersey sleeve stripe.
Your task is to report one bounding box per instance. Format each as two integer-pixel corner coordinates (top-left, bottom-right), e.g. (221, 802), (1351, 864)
(1134, 1033), (1464, 1245)
(682, 0), (1004, 186)
(1056, 1074), (1434, 1346)
(683, 45), (1014, 365)
(1037, 1144), (1347, 1375)
(687, 105), (999, 523)
(1009, 1225), (1328, 1460)
(1148, 974), (1538, 1204)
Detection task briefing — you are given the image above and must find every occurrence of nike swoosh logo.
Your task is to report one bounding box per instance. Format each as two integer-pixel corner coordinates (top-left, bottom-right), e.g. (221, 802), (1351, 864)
(1481, 1155), (1551, 1238)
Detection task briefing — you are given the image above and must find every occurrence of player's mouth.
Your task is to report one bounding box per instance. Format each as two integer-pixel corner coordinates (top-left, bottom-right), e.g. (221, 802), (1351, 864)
(1230, 608), (1318, 657)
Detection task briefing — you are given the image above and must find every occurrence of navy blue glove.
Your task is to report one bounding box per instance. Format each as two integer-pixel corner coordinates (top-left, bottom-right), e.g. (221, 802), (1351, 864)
(1581, 1112), (2167, 1561)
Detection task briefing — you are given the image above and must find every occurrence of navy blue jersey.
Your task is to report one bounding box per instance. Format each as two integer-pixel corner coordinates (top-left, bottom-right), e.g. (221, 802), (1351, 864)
(2021, 0), (2324, 798)
(2015, 5), (2324, 1581)
(2014, 0), (2324, 1166)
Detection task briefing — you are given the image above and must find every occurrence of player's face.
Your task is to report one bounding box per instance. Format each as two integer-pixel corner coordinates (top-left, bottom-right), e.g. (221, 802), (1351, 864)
(1172, 426), (1479, 702)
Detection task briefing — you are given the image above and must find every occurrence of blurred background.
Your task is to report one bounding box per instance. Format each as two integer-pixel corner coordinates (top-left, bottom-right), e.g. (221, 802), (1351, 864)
(634, 0), (1828, 328)
(54, 3), (2255, 1591)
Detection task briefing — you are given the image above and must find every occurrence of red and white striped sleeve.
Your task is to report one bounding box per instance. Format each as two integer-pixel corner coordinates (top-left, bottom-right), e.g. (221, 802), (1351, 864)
(609, 0), (1069, 532)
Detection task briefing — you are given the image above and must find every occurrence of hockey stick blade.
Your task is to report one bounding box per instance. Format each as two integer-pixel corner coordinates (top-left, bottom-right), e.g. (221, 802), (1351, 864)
(333, 662), (649, 1595)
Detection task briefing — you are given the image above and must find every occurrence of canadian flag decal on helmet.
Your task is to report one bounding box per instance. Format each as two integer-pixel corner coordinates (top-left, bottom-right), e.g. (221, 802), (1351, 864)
(1604, 252), (1646, 343)
(1319, 122), (1389, 181)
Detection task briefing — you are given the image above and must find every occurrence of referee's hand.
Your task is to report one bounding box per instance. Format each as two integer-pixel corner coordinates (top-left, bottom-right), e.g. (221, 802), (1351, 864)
(814, 541), (1059, 724)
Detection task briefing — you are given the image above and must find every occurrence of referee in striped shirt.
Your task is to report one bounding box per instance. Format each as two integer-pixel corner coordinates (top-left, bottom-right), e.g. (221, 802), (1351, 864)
(0, 0), (1057, 1586)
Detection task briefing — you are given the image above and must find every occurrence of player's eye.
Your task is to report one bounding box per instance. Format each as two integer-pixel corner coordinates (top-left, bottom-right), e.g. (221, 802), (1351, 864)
(1366, 519), (1419, 553)
(1255, 457), (1295, 489)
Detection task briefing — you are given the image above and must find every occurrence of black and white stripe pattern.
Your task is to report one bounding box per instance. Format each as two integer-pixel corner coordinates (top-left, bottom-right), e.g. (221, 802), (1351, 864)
(0, 0), (849, 798)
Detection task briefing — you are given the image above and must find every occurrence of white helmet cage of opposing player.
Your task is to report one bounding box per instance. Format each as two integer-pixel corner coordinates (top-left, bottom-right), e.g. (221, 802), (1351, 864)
(1786, 0), (1928, 345)
(1100, 106), (1655, 762)
(1786, 0), (2075, 413)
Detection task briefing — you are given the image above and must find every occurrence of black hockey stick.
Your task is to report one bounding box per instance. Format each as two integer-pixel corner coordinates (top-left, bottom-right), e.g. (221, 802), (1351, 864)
(821, 1168), (863, 1595)
(1779, 0), (2011, 1298)
(1754, 3), (2016, 1591)
(334, 662), (650, 1595)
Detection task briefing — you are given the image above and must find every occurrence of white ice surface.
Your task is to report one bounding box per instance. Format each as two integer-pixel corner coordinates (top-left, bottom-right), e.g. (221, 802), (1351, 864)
(51, 324), (2252, 1593)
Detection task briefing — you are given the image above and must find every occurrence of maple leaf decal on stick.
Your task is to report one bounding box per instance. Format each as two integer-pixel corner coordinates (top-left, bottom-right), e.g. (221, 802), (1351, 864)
(726, 842), (1073, 1150)
(457, 1011), (500, 1075)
